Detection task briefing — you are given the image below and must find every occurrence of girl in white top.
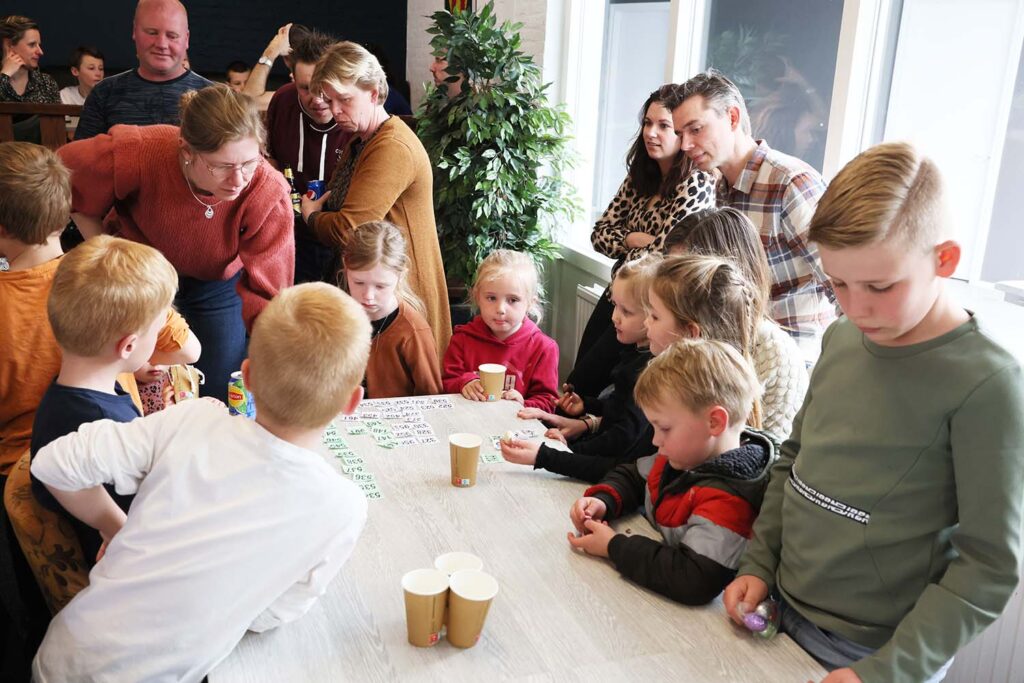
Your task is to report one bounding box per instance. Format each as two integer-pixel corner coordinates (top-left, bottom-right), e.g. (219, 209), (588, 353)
(665, 208), (809, 436)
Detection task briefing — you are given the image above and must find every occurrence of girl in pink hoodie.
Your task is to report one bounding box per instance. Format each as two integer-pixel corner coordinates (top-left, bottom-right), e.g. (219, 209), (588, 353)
(442, 250), (559, 410)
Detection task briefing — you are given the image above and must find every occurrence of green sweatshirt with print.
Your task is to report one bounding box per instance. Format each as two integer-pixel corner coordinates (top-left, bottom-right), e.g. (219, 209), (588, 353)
(738, 316), (1024, 683)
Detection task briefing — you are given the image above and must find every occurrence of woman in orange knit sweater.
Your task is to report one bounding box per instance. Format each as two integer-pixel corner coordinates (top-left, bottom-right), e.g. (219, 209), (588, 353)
(58, 85), (294, 401)
(342, 220), (441, 398)
(300, 41), (451, 355)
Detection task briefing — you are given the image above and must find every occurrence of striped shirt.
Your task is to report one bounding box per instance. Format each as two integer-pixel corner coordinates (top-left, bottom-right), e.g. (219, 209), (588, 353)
(74, 69), (212, 141)
(717, 140), (836, 363)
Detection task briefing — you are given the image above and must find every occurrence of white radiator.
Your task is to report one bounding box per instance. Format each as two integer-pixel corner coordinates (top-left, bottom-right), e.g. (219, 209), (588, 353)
(572, 283), (604, 367)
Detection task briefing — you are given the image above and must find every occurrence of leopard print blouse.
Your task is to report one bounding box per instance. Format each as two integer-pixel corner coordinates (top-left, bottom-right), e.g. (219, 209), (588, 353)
(591, 170), (715, 275)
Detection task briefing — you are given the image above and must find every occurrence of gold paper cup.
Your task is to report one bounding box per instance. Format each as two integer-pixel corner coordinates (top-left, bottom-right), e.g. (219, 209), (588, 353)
(446, 569), (499, 648)
(401, 568), (449, 647)
(434, 551), (484, 576)
(449, 433), (482, 487)
(478, 364), (507, 402)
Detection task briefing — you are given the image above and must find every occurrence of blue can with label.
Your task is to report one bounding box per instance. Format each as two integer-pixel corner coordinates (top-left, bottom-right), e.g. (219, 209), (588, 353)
(305, 179), (325, 200)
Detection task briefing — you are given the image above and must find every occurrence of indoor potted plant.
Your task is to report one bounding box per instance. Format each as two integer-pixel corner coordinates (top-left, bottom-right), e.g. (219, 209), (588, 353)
(417, 1), (578, 322)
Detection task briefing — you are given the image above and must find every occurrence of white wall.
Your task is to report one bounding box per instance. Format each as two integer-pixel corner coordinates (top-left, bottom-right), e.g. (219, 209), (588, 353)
(405, 0), (551, 111)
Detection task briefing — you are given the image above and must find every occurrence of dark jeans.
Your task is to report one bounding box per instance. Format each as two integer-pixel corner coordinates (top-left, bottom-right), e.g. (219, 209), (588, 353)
(174, 272), (248, 403)
(294, 233), (338, 286)
(567, 287), (625, 398)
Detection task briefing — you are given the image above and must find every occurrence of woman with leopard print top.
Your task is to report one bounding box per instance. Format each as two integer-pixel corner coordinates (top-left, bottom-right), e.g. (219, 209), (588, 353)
(570, 85), (715, 394)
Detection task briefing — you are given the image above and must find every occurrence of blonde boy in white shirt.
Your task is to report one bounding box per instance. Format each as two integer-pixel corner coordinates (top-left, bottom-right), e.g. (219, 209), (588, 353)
(32, 283), (372, 682)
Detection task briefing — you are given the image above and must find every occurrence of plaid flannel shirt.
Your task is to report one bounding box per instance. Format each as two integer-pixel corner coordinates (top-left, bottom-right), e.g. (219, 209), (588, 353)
(718, 140), (836, 363)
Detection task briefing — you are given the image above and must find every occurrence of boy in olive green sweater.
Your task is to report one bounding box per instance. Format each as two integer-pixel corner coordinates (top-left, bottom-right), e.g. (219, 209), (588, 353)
(724, 142), (1024, 683)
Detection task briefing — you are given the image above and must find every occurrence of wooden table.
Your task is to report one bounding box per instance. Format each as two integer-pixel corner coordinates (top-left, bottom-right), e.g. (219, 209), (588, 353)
(211, 396), (826, 682)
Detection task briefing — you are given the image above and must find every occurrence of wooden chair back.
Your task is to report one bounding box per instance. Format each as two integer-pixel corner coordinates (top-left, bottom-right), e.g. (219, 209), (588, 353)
(0, 103), (83, 150)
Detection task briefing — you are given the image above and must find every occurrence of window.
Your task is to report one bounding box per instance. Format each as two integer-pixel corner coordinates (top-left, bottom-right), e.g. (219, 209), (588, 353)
(591, 0), (673, 219)
(703, 0), (845, 172)
(555, 0), (1024, 289)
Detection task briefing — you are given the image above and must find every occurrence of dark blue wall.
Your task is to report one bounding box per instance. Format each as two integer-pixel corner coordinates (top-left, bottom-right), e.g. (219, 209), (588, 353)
(16, 1), (407, 89)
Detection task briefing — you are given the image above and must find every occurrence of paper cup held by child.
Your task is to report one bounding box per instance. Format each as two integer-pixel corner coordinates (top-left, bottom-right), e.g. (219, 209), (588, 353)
(449, 433), (482, 487)
(401, 568), (449, 647)
(446, 569), (499, 648)
(478, 364), (507, 401)
(434, 552), (484, 576)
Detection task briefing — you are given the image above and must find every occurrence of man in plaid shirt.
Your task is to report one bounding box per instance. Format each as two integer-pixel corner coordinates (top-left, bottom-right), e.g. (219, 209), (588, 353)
(674, 70), (836, 364)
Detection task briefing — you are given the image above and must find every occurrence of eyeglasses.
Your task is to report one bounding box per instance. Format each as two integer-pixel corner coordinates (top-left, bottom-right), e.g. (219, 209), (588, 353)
(198, 154), (262, 180)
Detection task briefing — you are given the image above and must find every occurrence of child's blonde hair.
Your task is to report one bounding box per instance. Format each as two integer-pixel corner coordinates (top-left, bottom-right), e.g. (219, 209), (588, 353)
(646, 253), (762, 427)
(470, 249), (543, 323)
(247, 283), (371, 429)
(0, 142), (71, 245)
(676, 207), (770, 321)
(341, 220), (425, 317)
(179, 84), (266, 154)
(613, 253), (662, 305)
(809, 141), (947, 250)
(48, 236), (177, 356)
(634, 337), (762, 428)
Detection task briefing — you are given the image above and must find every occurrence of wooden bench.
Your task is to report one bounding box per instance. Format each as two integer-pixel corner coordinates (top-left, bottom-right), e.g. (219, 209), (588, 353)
(0, 102), (83, 149)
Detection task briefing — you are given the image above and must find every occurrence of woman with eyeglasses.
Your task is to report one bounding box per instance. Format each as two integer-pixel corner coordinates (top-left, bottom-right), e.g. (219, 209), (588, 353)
(58, 84), (294, 400)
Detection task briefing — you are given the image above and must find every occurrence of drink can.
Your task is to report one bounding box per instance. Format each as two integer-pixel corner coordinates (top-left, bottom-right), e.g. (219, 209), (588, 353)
(227, 371), (256, 419)
(305, 179), (325, 200)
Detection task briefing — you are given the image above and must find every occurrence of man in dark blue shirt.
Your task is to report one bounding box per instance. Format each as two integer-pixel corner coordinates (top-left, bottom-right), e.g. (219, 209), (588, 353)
(74, 0), (212, 140)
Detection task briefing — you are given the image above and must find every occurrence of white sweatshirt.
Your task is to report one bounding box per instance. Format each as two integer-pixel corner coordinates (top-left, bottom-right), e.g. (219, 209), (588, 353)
(31, 400), (367, 683)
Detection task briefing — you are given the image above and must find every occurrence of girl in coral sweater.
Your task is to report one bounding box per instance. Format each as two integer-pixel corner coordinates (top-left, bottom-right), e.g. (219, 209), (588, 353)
(442, 250), (559, 411)
(343, 220), (441, 398)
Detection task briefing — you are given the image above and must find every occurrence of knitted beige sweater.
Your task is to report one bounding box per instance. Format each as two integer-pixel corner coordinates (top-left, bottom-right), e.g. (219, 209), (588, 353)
(753, 319), (809, 440)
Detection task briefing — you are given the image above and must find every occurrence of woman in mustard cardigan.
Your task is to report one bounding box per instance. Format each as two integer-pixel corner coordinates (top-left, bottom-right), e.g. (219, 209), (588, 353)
(301, 41), (451, 355)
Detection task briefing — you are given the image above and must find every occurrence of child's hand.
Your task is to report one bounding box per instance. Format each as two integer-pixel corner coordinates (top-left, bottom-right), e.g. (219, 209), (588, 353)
(723, 575), (770, 626)
(501, 389), (524, 404)
(500, 438), (540, 465)
(569, 496), (607, 532)
(566, 518), (615, 558)
(817, 669), (862, 683)
(461, 379), (487, 401)
(517, 406), (551, 422)
(544, 427), (567, 445)
(557, 383), (584, 416)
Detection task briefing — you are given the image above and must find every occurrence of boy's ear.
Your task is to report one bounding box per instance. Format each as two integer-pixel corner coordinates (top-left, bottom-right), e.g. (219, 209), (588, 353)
(240, 358), (251, 390)
(935, 240), (961, 278)
(340, 385), (364, 416)
(115, 333), (139, 360)
(707, 405), (730, 437)
(71, 66), (80, 78)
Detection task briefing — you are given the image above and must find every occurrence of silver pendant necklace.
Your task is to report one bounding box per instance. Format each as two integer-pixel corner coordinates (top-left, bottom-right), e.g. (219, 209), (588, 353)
(182, 159), (222, 219)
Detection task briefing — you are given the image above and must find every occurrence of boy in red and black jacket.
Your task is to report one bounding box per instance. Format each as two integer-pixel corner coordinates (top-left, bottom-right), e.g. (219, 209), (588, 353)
(568, 337), (777, 605)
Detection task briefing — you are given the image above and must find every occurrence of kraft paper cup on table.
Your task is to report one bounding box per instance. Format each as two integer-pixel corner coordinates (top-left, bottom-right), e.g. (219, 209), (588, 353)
(434, 552), (484, 576)
(401, 568), (450, 647)
(449, 433), (482, 487)
(446, 569), (499, 648)
(477, 364), (507, 401)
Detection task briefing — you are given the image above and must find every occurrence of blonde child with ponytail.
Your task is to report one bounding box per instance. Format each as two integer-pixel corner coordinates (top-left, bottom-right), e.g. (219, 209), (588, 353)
(644, 253), (805, 438)
(664, 207), (809, 439)
(342, 220), (441, 397)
